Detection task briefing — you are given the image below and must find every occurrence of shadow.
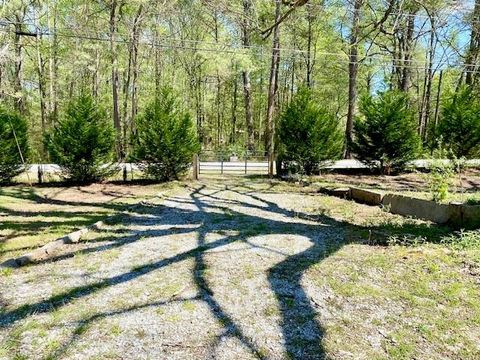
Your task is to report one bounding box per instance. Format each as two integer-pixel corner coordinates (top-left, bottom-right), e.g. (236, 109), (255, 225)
(0, 179), (456, 359)
(0, 184), (168, 257)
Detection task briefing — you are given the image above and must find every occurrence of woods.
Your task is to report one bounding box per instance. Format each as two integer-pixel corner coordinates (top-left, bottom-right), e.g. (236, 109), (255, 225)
(0, 0), (480, 170)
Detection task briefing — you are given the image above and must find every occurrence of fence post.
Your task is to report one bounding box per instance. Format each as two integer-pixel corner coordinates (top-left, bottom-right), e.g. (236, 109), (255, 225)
(221, 153), (224, 175)
(37, 165), (43, 184)
(122, 165), (127, 182)
(192, 154), (199, 180)
(245, 152), (248, 174)
(268, 153), (274, 178)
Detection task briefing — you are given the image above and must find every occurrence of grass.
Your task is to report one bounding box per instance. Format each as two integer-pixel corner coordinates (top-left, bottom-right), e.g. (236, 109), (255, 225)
(309, 233), (480, 359)
(0, 176), (479, 359)
(0, 183), (177, 262)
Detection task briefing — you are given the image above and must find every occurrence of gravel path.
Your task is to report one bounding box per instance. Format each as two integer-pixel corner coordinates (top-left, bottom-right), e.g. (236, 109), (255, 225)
(0, 179), (348, 359)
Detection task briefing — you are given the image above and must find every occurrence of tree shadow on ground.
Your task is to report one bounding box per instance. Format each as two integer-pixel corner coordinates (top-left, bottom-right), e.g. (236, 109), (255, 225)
(0, 181), (455, 359)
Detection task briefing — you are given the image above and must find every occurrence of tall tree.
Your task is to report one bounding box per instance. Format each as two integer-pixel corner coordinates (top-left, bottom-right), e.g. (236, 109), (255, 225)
(241, 0), (255, 151)
(465, 0), (480, 86)
(266, 0), (282, 163)
(109, 0), (122, 159)
(344, 0), (363, 159)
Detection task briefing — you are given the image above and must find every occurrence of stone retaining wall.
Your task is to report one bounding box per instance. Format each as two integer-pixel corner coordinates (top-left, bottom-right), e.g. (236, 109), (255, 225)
(320, 186), (480, 229)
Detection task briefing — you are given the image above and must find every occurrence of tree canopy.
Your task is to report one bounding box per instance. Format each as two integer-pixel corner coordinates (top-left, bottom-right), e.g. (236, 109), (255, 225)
(1, 0), (479, 163)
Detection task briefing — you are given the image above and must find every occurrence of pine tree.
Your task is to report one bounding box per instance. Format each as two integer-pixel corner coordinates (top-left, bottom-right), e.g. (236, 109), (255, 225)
(276, 88), (343, 175)
(44, 95), (116, 183)
(0, 107), (29, 183)
(132, 87), (200, 181)
(352, 91), (421, 174)
(438, 86), (480, 158)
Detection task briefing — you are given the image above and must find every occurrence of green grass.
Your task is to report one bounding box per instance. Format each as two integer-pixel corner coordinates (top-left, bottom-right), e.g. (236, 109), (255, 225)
(0, 183), (172, 262)
(312, 238), (480, 359)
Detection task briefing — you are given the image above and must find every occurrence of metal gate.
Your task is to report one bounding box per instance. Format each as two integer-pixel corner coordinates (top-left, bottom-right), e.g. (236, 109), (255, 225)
(196, 151), (272, 176)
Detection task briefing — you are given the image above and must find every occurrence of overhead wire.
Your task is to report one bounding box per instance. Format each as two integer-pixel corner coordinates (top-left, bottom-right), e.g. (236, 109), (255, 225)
(0, 25), (478, 73)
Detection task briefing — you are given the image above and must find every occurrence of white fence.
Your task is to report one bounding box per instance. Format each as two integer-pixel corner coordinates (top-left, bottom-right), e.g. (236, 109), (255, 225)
(19, 158), (480, 181)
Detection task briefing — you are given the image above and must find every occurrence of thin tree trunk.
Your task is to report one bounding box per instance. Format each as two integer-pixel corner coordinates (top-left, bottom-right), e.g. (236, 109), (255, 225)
(242, 0), (255, 152)
(465, 0), (480, 86)
(231, 71), (238, 145)
(154, 21), (161, 94)
(92, 49), (100, 98)
(419, 15), (436, 141)
(345, 0), (362, 159)
(433, 69), (443, 132)
(306, 10), (313, 88)
(266, 0), (282, 161)
(48, 3), (58, 124)
(110, 0), (122, 159)
(399, 12), (415, 91)
(121, 5), (143, 156)
(131, 27), (140, 135)
(13, 11), (26, 114)
(36, 33), (47, 133)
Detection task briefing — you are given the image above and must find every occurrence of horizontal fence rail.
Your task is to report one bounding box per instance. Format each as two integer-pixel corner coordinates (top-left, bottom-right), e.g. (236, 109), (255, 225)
(12, 159), (480, 183)
(198, 151), (270, 175)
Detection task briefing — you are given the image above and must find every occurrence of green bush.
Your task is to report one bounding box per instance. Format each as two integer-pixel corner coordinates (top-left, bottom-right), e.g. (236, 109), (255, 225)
(352, 91), (421, 174)
(44, 95), (115, 183)
(0, 107), (29, 183)
(276, 88), (343, 175)
(438, 86), (480, 158)
(132, 87), (200, 181)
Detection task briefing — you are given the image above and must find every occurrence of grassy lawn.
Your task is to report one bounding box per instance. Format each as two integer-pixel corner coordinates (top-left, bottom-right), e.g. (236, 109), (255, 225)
(0, 182), (178, 262)
(0, 177), (479, 359)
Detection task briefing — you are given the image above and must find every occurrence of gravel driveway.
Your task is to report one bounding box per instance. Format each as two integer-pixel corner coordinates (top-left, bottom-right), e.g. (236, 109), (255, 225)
(0, 178), (352, 359)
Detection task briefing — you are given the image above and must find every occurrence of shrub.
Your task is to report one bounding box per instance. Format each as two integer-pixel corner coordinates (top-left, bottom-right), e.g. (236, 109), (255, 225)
(352, 90), (421, 174)
(427, 159), (454, 203)
(132, 87), (200, 181)
(276, 88), (343, 175)
(438, 86), (480, 158)
(44, 95), (116, 183)
(0, 107), (29, 183)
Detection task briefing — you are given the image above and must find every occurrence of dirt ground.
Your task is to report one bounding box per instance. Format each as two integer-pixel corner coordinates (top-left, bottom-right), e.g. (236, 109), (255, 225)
(0, 178), (479, 359)
(314, 168), (480, 192)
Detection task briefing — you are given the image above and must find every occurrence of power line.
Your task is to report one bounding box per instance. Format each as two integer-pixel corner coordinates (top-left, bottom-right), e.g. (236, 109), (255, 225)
(0, 24), (478, 72)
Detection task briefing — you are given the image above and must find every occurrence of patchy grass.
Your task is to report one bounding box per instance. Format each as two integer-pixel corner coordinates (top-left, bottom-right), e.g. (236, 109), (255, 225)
(0, 182), (181, 262)
(310, 240), (480, 359)
(0, 177), (479, 359)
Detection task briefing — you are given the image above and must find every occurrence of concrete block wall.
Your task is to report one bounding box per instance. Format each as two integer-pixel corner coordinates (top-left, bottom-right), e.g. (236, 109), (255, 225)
(320, 186), (480, 229)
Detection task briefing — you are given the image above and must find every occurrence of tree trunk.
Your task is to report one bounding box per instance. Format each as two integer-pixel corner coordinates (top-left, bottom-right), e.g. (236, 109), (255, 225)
(13, 11), (26, 114)
(433, 69), (443, 133)
(110, 0), (122, 159)
(48, 3), (58, 124)
(36, 33), (47, 134)
(465, 0), (480, 86)
(122, 4), (143, 156)
(242, 0), (255, 152)
(397, 11), (416, 91)
(154, 21), (161, 94)
(344, 0), (362, 159)
(419, 15), (436, 141)
(92, 49), (100, 99)
(231, 71), (238, 145)
(266, 0), (282, 160)
(306, 9), (314, 88)
(131, 25), (141, 136)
